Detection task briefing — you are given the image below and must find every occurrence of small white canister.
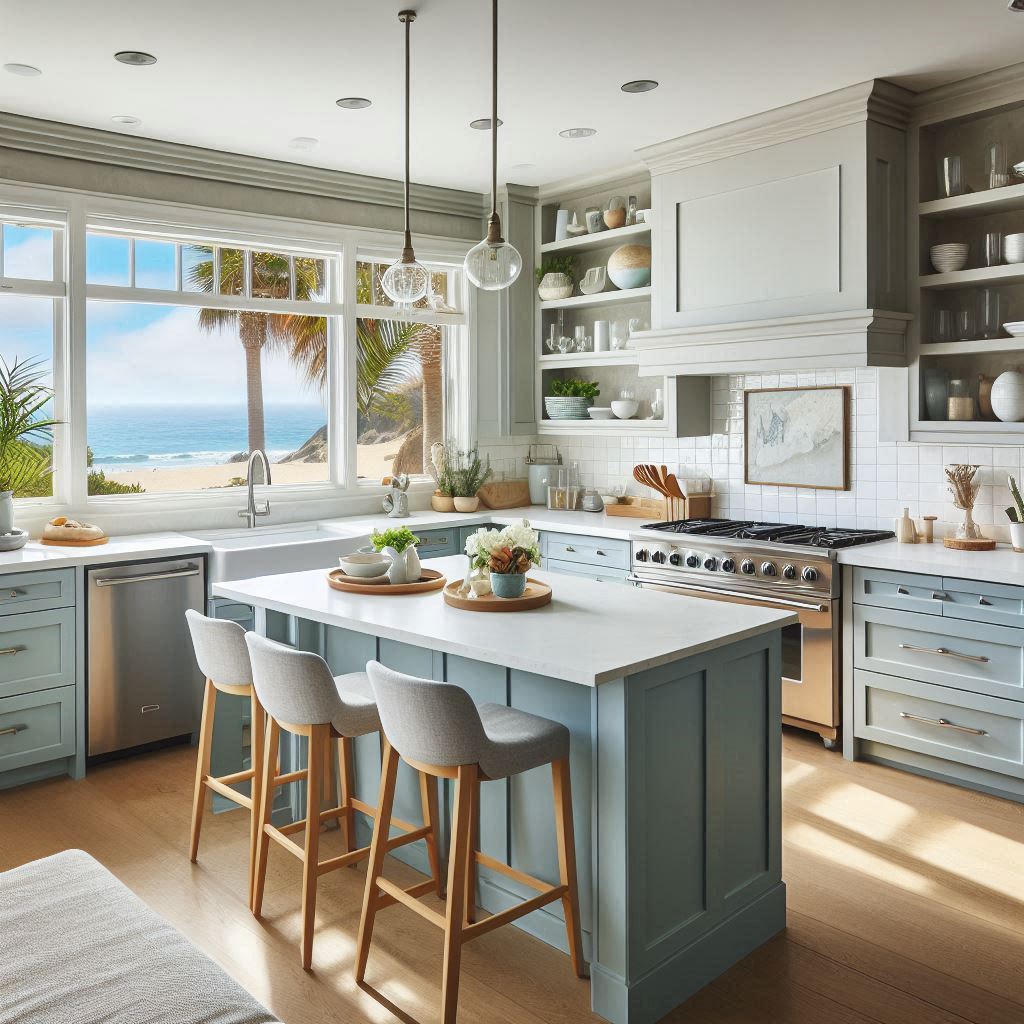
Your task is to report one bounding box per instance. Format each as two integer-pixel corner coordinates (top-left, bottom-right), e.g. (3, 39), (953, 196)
(1011, 522), (1024, 552)
(594, 320), (609, 352)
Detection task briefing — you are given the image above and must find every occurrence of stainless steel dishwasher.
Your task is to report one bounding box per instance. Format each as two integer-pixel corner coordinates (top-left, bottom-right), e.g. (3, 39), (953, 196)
(87, 558), (206, 757)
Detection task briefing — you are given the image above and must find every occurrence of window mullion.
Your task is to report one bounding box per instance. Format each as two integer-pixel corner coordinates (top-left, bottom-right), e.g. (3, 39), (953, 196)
(65, 199), (88, 508)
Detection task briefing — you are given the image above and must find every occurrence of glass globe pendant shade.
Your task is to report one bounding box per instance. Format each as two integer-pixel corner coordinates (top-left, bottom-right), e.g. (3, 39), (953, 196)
(381, 257), (430, 306)
(465, 236), (522, 291)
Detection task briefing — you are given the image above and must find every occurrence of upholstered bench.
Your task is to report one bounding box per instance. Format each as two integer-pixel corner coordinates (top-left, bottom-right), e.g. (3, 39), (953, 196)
(0, 849), (278, 1024)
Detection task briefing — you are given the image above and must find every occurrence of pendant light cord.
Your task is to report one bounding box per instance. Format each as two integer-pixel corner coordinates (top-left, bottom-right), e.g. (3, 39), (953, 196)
(400, 11), (415, 258)
(491, 0), (498, 218)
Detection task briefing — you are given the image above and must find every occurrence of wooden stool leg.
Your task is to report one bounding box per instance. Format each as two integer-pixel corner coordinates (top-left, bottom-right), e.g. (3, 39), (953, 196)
(419, 769), (444, 898)
(247, 691), (265, 909)
(300, 725), (325, 970)
(463, 775), (479, 924)
(251, 718), (279, 917)
(552, 757), (586, 978)
(189, 679), (217, 863)
(355, 740), (401, 983)
(337, 736), (356, 855)
(441, 765), (474, 1024)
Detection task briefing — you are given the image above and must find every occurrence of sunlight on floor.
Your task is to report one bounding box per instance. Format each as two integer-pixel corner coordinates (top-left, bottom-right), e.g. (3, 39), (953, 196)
(801, 779), (917, 842)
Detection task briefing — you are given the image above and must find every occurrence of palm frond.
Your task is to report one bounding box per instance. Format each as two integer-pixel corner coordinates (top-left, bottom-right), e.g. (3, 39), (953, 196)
(356, 319), (422, 418)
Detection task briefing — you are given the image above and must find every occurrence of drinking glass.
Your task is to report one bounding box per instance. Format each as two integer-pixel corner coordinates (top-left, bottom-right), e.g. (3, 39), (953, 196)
(955, 308), (975, 341)
(988, 140), (1010, 189)
(984, 231), (1003, 267)
(978, 288), (1002, 340)
(557, 335), (573, 355)
(610, 319), (628, 350)
(939, 155), (963, 198)
(573, 325), (591, 352)
(546, 324), (559, 353)
(933, 308), (954, 343)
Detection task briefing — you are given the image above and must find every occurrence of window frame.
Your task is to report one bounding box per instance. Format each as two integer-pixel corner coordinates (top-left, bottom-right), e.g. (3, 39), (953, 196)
(0, 181), (474, 527)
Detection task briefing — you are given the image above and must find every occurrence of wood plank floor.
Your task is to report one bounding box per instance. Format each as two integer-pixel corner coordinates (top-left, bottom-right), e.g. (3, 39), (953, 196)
(1, 729), (1022, 1024)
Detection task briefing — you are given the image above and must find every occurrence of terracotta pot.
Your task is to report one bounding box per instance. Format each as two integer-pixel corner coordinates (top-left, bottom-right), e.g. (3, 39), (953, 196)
(431, 494), (456, 512)
(453, 496), (480, 513)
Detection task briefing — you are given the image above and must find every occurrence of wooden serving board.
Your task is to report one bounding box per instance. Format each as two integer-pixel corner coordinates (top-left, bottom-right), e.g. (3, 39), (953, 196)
(326, 567), (446, 595)
(442, 578), (552, 612)
(477, 479), (532, 510)
(604, 497), (666, 519)
(943, 536), (997, 551)
(40, 536), (108, 547)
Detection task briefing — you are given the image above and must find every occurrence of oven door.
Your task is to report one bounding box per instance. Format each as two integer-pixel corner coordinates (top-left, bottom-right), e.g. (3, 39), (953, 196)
(629, 575), (840, 730)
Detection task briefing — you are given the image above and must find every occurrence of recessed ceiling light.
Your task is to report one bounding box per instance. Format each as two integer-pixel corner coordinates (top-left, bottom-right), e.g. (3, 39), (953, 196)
(336, 97), (371, 109)
(3, 63), (42, 77)
(558, 127), (597, 139)
(114, 50), (157, 66)
(289, 136), (318, 150)
(1009, 0), (1024, 10)
(111, 114), (141, 126)
(470, 117), (503, 130)
(621, 79), (658, 93)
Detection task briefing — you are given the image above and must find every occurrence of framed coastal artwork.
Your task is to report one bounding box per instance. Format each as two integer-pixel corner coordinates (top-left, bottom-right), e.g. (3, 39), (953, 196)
(744, 386), (849, 490)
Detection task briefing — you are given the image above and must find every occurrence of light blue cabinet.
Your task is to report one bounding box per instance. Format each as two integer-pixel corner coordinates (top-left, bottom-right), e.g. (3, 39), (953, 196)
(415, 527), (458, 558)
(542, 533), (631, 584)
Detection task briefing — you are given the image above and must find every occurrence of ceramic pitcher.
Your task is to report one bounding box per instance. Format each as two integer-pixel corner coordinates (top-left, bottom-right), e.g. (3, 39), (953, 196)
(383, 545), (421, 584)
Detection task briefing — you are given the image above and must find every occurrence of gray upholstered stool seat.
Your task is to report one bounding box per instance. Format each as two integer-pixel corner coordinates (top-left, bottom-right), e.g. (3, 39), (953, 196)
(477, 703), (570, 779)
(331, 671), (380, 737)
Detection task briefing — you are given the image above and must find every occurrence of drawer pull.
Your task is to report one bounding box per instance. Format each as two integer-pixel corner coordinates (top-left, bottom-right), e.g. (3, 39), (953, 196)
(899, 711), (987, 737)
(898, 642), (989, 664)
(141, 704), (161, 714)
(978, 597), (991, 606)
(596, 549), (606, 557)
(5, 589), (23, 599)
(896, 586), (909, 595)
(564, 545), (576, 553)
(0, 724), (25, 737)
(0, 646), (22, 656)
(931, 591), (949, 601)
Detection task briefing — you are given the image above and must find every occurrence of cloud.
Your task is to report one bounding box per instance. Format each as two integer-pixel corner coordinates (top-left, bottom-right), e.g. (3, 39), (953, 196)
(3, 232), (53, 280)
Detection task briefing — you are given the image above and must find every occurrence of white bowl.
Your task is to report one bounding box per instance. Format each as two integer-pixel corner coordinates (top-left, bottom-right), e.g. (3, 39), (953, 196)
(611, 399), (639, 420)
(1005, 233), (1024, 264)
(339, 552), (390, 578)
(1004, 321), (1024, 338)
(588, 406), (614, 420)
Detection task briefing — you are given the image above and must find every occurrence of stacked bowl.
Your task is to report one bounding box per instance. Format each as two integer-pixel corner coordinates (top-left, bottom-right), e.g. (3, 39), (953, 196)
(929, 243), (969, 274)
(1004, 233), (1024, 265)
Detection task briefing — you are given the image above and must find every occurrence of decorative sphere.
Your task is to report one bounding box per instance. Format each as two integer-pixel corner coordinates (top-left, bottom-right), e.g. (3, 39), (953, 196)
(381, 259), (430, 306)
(607, 244), (651, 290)
(991, 370), (1024, 423)
(465, 238), (522, 291)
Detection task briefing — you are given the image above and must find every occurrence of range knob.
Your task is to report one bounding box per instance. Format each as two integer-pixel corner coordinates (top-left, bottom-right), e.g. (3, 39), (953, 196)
(684, 552), (700, 568)
(720, 557), (735, 573)
(635, 548), (649, 562)
(703, 556), (718, 571)
(760, 561), (778, 577)
(740, 559), (756, 575)
(651, 550), (667, 564)
(783, 564), (797, 580)
(669, 551), (683, 566)
(802, 566), (819, 583)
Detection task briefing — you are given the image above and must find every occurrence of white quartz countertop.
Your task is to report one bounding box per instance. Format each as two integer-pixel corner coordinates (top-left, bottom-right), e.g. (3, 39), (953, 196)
(836, 538), (1024, 586)
(0, 531), (211, 573)
(213, 554), (796, 687)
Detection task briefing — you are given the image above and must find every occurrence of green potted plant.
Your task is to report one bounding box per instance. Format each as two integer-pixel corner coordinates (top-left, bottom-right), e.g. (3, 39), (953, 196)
(370, 525), (422, 584)
(536, 254), (576, 301)
(447, 447), (492, 512)
(1005, 475), (1024, 551)
(0, 358), (60, 548)
(428, 441), (457, 513)
(467, 520), (541, 599)
(545, 378), (600, 420)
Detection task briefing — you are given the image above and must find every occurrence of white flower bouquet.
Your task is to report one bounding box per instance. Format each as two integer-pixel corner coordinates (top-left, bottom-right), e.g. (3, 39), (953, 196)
(465, 519), (541, 574)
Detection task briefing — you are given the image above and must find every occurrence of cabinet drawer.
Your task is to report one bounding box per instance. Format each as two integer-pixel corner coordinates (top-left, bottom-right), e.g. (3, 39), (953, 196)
(853, 567), (944, 616)
(0, 608), (76, 700)
(942, 577), (1024, 629)
(545, 558), (629, 584)
(0, 686), (76, 774)
(546, 536), (630, 571)
(855, 670), (1024, 780)
(0, 569), (75, 617)
(854, 605), (1024, 703)
(415, 529), (457, 557)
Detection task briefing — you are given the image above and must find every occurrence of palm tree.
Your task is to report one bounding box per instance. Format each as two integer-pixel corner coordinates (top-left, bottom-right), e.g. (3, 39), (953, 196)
(188, 251), (326, 453)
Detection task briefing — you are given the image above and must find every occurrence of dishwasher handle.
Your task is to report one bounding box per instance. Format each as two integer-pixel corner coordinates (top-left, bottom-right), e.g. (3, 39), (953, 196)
(94, 565), (202, 588)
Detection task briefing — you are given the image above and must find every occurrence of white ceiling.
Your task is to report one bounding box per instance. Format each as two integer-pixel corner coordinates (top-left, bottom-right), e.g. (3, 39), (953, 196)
(1, 0), (1023, 194)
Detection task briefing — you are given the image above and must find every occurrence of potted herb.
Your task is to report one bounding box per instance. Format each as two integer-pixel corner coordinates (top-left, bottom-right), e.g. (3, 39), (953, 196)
(1006, 475), (1024, 551)
(428, 441), (457, 513)
(370, 525), (422, 584)
(536, 254), (576, 301)
(448, 447), (492, 513)
(0, 358), (60, 547)
(545, 378), (600, 420)
(467, 520), (541, 599)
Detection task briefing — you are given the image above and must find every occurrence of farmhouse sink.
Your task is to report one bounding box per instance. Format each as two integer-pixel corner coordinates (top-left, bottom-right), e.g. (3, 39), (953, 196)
(187, 522), (368, 582)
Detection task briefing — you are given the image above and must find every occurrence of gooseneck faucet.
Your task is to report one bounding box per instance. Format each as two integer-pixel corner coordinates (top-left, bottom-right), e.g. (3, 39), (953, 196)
(239, 449), (272, 528)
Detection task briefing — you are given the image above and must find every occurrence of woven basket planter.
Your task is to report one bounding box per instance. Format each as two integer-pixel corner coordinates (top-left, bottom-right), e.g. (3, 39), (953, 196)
(544, 396), (590, 420)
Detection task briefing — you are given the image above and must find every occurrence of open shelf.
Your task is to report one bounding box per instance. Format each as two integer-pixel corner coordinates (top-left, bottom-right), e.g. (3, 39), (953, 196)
(539, 286), (651, 311)
(537, 415), (669, 436)
(920, 336), (1024, 356)
(918, 263), (1024, 290)
(540, 222), (651, 255)
(919, 182), (1024, 220)
(538, 351), (637, 368)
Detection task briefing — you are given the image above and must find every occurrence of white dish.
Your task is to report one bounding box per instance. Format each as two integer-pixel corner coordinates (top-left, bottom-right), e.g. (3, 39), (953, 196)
(588, 406), (614, 420)
(1004, 321), (1024, 338)
(611, 399), (639, 420)
(599, 494), (619, 505)
(338, 552), (391, 578)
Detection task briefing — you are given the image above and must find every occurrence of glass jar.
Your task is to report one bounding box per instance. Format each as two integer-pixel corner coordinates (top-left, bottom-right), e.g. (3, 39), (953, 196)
(947, 378), (976, 421)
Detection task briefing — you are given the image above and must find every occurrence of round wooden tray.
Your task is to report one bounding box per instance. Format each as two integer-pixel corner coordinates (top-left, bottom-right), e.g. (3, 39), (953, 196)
(443, 578), (552, 612)
(40, 535), (108, 547)
(943, 537), (996, 551)
(326, 567), (446, 595)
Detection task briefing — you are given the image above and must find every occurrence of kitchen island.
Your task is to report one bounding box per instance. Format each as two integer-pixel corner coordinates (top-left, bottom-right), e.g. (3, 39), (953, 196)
(214, 555), (796, 1024)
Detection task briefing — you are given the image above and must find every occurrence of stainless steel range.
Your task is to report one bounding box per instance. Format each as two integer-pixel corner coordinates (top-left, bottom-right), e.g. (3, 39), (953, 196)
(629, 518), (894, 748)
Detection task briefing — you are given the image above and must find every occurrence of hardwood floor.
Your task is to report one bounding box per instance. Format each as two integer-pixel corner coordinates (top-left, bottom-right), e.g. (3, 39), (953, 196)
(1, 729), (1022, 1024)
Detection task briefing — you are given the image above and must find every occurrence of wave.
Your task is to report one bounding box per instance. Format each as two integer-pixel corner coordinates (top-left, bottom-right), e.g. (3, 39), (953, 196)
(91, 448), (293, 467)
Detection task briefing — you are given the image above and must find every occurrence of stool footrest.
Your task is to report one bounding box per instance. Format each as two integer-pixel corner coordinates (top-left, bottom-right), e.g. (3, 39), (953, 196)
(264, 824), (305, 861)
(216, 767), (256, 787)
(461, 885), (568, 943)
(473, 851), (558, 894)
(271, 768), (308, 788)
(376, 877), (446, 929)
(204, 776), (253, 809)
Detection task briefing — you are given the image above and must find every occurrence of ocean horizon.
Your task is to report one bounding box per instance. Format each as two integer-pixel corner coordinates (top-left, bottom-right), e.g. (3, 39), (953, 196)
(88, 402), (326, 472)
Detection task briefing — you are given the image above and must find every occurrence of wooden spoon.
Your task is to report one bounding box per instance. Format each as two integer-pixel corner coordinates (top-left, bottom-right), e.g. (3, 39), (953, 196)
(663, 472), (686, 521)
(633, 464), (670, 519)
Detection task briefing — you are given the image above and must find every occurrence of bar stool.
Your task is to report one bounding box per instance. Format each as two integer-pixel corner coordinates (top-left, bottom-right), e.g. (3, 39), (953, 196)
(244, 634), (444, 970)
(357, 661), (586, 1024)
(185, 610), (266, 907)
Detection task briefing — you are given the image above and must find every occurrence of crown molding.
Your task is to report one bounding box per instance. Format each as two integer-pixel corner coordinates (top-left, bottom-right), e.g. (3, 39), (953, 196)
(639, 80), (914, 175)
(910, 60), (1024, 126)
(536, 163), (648, 203)
(0, 111), (485, 220)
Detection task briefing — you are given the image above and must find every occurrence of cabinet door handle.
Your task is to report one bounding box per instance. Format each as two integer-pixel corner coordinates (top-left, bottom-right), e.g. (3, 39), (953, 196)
(899, 711), (987, 737)
(978, 596), (991, 606)
(898, 642), (989, 664)
(0, 646), (22, 656)
(896, 586), (909, 595)
(596, 549), (606, 556)
(564, 545), (576, 553)
(0, 724), (25, 737)
(931, 591), (949, 601)
(4, 589), (24, 599)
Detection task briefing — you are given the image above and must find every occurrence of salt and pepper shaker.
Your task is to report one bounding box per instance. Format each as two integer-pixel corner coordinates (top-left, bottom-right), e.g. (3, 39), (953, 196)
(895, 507), (918, 544)
(920, 515), (937, 544)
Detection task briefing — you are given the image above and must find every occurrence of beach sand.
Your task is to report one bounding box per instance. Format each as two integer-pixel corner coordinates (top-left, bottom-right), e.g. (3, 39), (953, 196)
(104, 443), (399, 493)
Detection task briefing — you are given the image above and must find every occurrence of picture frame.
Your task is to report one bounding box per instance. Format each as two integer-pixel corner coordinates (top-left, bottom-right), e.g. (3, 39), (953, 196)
(744, 385), (850, 490)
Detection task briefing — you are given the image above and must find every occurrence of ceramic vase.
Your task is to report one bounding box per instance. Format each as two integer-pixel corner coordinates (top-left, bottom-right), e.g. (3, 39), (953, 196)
(491, 572), (527, 599)
(382, 546), (420, 584)
(404, 544), (421, 582)
(431, 493), (456, 512)
(991, 370), (1024, 422)
(0, 491), (14, 535)
(454, 496), (480, 512)
(537, 273), (574, 301)
(922, 368), (950, 421)
(607, 244), (651, 290)
(1011, 522), (1024, 552)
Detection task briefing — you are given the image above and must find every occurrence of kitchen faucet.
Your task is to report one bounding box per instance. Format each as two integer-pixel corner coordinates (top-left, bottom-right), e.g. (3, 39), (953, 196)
(238, 449), (272, 528)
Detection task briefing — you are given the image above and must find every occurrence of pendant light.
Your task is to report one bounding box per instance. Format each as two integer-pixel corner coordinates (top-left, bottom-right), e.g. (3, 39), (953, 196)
(381, 10), (430, 307)
(464, 0), (522, 291)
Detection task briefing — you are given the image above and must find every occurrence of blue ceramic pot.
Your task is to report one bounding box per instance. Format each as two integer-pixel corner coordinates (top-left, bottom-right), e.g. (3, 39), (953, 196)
(491, 572), (527, 599)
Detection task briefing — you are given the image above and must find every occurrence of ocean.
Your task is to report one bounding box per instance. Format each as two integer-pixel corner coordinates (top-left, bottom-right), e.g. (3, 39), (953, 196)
(89, 403), (326, 472)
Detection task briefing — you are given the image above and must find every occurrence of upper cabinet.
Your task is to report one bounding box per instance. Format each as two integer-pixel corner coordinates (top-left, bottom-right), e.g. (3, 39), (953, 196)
(630, 80), (914, 376)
